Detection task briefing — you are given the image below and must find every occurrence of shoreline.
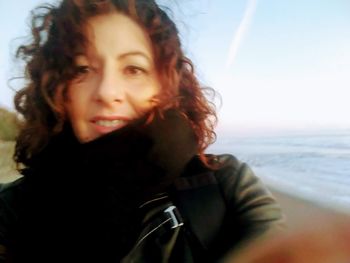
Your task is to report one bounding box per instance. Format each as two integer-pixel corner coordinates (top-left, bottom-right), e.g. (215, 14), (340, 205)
(268, 185), (349, 228)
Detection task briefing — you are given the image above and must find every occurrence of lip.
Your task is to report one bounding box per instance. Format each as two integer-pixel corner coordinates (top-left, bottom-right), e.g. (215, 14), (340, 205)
(90, 115), (131, 135)
(91, 115), (132, 122)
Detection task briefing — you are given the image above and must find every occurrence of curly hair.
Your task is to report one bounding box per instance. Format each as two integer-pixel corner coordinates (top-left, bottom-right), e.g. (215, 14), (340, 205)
(14, 0), (218, 166)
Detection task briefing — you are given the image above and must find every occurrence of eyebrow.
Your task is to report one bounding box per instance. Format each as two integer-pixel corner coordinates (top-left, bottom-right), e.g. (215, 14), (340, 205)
(118, 51), (152, 63)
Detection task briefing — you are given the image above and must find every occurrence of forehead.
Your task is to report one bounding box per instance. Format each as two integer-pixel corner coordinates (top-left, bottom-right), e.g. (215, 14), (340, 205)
(81, 12), (153, 58)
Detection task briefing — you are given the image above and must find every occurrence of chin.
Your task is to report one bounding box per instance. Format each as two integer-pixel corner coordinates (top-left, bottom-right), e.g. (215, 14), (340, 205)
(75, 133), (96, 144)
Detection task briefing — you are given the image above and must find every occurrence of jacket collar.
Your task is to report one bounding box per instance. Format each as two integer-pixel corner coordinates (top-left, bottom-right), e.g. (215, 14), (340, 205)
(24, 109), (199, 202)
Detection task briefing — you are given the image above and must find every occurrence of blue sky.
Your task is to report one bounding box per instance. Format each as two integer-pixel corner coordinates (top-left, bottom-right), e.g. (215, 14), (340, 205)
(1, 0), (350, 133)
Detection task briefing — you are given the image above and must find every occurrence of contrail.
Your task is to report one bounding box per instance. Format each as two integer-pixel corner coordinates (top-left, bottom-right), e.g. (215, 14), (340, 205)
(226, 0), (258, 68)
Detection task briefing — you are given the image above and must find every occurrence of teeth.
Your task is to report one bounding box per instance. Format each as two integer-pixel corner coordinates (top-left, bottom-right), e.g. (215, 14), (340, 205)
(95, 120), (124, 127)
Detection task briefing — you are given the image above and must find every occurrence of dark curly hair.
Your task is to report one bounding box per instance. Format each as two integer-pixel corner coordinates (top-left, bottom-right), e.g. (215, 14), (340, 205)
(14, 0), (218, 166)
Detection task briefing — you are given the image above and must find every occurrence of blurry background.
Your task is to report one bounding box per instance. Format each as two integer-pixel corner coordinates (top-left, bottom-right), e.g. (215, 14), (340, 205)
(1, 1), (350, 209)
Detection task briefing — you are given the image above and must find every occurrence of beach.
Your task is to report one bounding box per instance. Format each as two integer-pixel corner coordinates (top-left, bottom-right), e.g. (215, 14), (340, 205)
(209, 130), (350, 221)
(226, 187), (350, 263)
(268, 186), (349, 230)
(222, 184), (350, 262)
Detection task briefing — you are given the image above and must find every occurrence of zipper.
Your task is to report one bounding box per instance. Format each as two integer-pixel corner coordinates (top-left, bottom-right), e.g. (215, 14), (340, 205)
(134, 217), (173, 248)
(139, 194), (169, 209)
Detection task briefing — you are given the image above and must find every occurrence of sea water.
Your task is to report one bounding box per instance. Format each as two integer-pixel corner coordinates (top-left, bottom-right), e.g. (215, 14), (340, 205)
(209, 130), (350, 210)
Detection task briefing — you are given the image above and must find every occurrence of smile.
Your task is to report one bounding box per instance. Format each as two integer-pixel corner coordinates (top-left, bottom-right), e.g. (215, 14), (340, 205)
(90, 116), (131, 135)
(95, 119), (126, 127)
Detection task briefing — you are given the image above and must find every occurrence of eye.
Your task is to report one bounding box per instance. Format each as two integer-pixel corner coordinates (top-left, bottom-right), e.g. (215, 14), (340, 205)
(75, 65), (90, 75)
(124, 65), (147, 76)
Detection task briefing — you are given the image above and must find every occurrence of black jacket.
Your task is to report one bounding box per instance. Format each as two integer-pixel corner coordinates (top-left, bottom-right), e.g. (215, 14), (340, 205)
(0, 111), (285, 262)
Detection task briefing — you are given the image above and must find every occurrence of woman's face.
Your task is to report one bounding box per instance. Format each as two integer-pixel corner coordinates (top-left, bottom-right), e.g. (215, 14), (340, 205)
(65, 12), (161, 143)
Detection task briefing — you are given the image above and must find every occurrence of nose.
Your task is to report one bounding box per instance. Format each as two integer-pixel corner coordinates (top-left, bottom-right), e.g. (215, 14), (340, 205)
(93, 67), (124, 105)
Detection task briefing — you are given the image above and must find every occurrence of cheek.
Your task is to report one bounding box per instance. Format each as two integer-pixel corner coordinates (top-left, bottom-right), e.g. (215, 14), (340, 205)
(126, 82), (161, 108)
(64, 86), (86, 123)
(125, 94), (152, 114)
(64, 100), (90, 142)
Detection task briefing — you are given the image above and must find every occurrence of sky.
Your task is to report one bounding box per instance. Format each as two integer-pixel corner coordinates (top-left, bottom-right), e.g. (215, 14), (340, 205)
(1, 0), (350, 134)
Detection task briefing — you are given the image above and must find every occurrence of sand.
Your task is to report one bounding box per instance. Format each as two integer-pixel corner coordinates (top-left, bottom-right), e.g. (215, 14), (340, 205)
(225, 187), (350, 262)
(269, 186), (349, 229)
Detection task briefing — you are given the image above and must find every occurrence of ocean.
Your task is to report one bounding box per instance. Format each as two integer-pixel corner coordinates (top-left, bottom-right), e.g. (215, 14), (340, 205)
(209, 130), (350, 210)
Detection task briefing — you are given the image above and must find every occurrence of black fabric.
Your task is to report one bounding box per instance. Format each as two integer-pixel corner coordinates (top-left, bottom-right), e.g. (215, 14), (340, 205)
(171, 171), (226, 251)
(0, 111), (286, 262)
(10, 109), (198, 262)
(0, 155), (286, 263)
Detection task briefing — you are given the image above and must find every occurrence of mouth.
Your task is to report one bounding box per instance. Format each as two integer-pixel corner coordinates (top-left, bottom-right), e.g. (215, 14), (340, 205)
(90, 116), (131, 135)
(94, 119), (126, 127)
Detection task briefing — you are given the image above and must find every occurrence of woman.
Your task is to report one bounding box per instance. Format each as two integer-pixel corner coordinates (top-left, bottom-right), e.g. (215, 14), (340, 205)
(0, 0), (285, 262)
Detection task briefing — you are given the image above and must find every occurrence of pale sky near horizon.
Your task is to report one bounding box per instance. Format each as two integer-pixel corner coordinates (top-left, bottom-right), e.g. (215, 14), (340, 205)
(1, 0), (350, 133)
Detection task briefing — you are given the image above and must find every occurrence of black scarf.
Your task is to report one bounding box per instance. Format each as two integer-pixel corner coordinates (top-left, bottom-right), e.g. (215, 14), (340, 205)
(18, 110), (198, 261)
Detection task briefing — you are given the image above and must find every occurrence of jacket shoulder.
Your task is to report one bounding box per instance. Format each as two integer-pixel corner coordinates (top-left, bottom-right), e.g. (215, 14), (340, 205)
(0, 177), (25, 205)
(213, 154), (285, 234)
(205, 153), (244, 189)
(211, 153), (283, 218)
(177, 154), (284, 257)
(0, 178), (25, 230)
(209, 153), (242, 172)
(0, 177), (25, 257)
